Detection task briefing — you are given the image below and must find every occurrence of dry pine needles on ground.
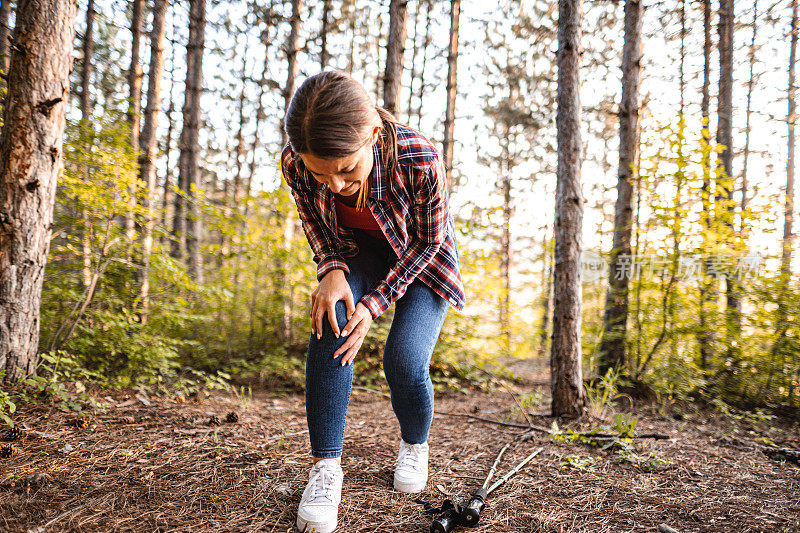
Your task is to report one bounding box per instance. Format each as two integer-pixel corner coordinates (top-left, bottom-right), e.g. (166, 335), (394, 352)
(1, 381), (799, 532)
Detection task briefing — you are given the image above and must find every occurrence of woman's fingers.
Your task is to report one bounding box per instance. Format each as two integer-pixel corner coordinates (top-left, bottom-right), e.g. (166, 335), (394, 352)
(310, 294), (317, 336)
(327, 301), (341, 337)
(340, 329), (365, 365)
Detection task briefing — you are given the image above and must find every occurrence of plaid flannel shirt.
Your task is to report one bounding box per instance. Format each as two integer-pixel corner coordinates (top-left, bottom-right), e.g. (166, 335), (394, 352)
(281, 123), (466, 320)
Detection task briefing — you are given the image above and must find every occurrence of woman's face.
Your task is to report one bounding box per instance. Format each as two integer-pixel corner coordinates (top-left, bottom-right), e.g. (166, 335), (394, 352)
(298, 125), (381, 196)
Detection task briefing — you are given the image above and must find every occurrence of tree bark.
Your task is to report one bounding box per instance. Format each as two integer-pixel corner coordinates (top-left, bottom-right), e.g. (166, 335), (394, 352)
(741, 1), (758, 223)
(415, 0), (433, 129)
(320, 0), (331, 68)
(539, 226), (553, 359)
(406, 0), (419, 124)
(79, 0), (95, 290)
(598, 0), (642, 378)
(281, 0), (301, 146)
(0, 0), (13, 100)
(551, 0), (586, 418)
(443, 0), (460, 197)
(125, 0), (145, 252)
(161, 5), (178, 241)
(697, 0), (714, 374)
(281, 0), (303, 343)
(775, 0), (797, 360)
(383, 0), (408, 117)
(0, 0), (76, 383)
(137, 0), (168, 324)
(717, 0), (740, 372)
(180, 0), (206, 283)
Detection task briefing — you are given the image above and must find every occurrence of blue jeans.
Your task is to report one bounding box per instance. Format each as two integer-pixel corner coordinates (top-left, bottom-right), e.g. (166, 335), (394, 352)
(305, 228), (450, 458)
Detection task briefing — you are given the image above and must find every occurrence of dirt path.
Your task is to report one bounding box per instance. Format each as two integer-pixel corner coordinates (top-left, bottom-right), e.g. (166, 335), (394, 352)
(1, 380), (799, 532)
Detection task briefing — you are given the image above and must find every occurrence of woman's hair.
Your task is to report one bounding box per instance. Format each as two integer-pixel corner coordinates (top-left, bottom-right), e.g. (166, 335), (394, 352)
(284, 70), (398, 210)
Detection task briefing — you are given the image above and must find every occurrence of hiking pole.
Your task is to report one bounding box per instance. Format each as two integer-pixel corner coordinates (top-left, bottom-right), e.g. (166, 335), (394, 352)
(458, 443), (510, 527)
(430, 445), (509, 533)
(429, 446), (544, 533)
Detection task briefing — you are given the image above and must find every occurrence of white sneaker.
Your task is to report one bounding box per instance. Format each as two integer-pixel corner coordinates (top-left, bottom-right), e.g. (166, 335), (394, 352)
(296, 459), (343, 533)
(393, 439), (429, 493)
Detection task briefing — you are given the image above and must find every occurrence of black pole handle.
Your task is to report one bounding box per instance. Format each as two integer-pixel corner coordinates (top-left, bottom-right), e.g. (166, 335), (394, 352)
(459, 487), (487, 527)
(430, 508), (461, 533)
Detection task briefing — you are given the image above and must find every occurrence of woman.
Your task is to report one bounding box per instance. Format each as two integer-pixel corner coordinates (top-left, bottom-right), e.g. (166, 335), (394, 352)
(281, 70), (465, 533)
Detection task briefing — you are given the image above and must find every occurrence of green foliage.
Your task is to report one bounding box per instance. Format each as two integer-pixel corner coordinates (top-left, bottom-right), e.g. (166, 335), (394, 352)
(584, 367), (629, 419)
(561, 455), (595, 471)
(585, 115), (800, 410)
(550, 413), (671, 471)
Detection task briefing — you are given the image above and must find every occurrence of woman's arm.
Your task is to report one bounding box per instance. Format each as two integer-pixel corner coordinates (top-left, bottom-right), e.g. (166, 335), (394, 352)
(357, 157), (448, 320)
(280, 144), (350, 281)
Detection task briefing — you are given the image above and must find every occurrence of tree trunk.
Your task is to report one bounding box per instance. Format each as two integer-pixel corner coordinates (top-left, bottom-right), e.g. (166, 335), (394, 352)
(0, 0), (76, 383)
(181, 0), (206, 283)
(443, 0), (460, 197)
(344, 0), (356, 75)
(383, 0), (408, 117)
(500, 123), (512, 356)
(0, 0), (13, 101)
(598, 0), (642, 378)
(775, 0), (797, 358)
(697, 0), (714, 375)
(161, 5), (178, 241)
(79, 0), (95, 291)
(125, 0), (145, 253)
(320, 0), (331, 68)
(717, 0), (740, 373)
(137, 0), (168, 325)
(539, 226), (553, 359)
(406, 0), (419, 124)
(281, 0), (303, 343)
(742, 1), (758, 230)
(416, 0), (433, 129)
(551, 0), (586, 418)
(281, 0), (301, 146)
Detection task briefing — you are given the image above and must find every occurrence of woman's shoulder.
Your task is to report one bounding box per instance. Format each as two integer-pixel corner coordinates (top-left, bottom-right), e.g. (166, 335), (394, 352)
(395, 123), (441, 172)
(280, 141), (310, 190)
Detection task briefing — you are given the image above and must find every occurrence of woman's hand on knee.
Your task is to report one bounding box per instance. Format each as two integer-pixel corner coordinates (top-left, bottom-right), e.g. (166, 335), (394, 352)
(310, 269), (355, 339)
(333, 302), (372, 366)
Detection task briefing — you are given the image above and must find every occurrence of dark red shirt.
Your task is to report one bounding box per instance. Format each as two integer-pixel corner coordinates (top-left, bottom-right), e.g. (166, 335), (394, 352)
(281, 123), (466, 319)
(333, 197), (385, 239)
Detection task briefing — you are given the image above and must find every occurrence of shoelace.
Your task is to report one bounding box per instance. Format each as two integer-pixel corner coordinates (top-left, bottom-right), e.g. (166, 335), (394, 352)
(397, 443), (424, 470)
(307, 465), (339, 504)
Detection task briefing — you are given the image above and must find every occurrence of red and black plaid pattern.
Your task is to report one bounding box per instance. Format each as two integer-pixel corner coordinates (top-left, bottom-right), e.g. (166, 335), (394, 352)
(281, 123), (466, 319)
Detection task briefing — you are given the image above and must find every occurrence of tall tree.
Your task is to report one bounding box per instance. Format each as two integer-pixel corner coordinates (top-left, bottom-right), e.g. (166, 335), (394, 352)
(697, 0), (714, 374)
(137, 0), (168, 324)
(415, 0), (433, 129)
(406, 0), (419, 124)
(0, 0), (12, 99)
(79, 0), (95, 290)
(281, 0), (301, 146)
(383, 0), (408, 117)
(741, 0), (759, 218)
(443, 0), (460, 196)
(716, 0), (740, 372)
(281, 0), (303, 342)
(775, 0), (797, 357)
(125, 0), (145, 250)
(0, 0), (76, 383)
(551, 0), (586, 418)
(180, 0), (207, 282)
(320, 0), (332, 68)
(161, 5), (178, 237)
(598, 0), (642, 378)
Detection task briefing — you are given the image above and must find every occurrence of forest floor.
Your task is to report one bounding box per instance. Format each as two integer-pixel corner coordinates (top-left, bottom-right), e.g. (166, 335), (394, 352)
(1, 359), (800, 533)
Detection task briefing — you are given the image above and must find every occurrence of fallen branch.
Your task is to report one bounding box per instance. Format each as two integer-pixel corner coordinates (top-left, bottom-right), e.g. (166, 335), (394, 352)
(435, 411), (670, 440)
